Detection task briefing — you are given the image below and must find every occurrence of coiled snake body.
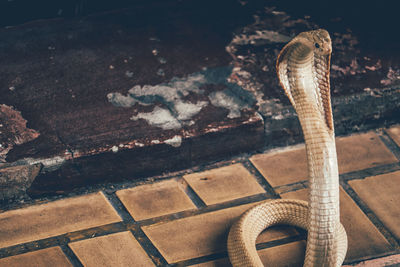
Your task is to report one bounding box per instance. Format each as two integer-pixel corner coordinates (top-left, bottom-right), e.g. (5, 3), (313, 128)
(227, 29), (348, 266)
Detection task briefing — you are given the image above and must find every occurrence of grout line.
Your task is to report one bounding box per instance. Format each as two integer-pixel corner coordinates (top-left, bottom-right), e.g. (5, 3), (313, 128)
(103, 192), (169, 267)
(66, 222), (127, 241)
(268, 162), (400, 196)
(339, 163), (400, 182)
(172, 234), (306, 266)
(128, 227), (171, 267)
(103, 191), (136, 223)
(379, 129), (400, 160)
(344, 251), (400, 266)
(178, 177), (207, 209)
(0, 223), (124, 259)
(274, 181), (307, 195)
(242, 159), (280, 198)
(60, 245), (84, 267)
(340, 180), (400, 249)
(255, 233), (306, 250)
(0, 237), (65, 259)
(172, 251), (228, 266)
(137, 193), (270, 227)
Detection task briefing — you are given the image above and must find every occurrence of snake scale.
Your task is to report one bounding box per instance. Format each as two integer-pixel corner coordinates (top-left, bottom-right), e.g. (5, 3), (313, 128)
(227, 29), (348, 266)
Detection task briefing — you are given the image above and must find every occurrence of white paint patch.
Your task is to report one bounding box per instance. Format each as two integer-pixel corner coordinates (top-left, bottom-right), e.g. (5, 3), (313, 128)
(22, 156), (66, 172)
(135, 142), (144, 147)
(164, 135), (182, 147)
(107, 92), (137, 108)
(108, 73), (205, 107)
(151, 140), (160, 144)
(272, 114), (285, 120)
(108, 66), (253, 128)
(125, 71), (134, 78)
(131, 107), (181, 130)
(175, 100), (208, 120)
(208, 90), (247, 119)
(108, 72), (209, 129)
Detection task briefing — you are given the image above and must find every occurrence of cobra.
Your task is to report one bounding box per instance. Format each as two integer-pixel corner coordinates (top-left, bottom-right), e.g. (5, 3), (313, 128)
(227, 29), (348, 266)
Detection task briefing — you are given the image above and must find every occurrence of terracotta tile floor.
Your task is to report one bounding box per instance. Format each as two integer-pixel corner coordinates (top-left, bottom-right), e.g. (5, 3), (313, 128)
(1, 126), (400, 266)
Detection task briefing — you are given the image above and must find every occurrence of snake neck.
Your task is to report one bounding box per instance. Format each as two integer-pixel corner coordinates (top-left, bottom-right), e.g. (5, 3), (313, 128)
(301, 113), (340, 267)
(290, 52), (341, 267)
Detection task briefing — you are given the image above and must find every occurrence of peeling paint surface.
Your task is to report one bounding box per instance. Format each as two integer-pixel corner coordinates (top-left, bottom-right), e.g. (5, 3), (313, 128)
(164, 135), (182, 147)
(175, 100), (208, 121)
(131, 106), (181, 130)
(108, 66), (254, 129)
(111, 146), (119, 153)
(15, 156), (67, 173)
(107, 72), (207, 108)
(208, 90), (248, 119)
(226, 6), (400, 110)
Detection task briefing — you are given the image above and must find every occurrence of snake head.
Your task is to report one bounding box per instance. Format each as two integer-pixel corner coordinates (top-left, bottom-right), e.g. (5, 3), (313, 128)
(306, 29), (332, 56)
(276, 29), (334, 131)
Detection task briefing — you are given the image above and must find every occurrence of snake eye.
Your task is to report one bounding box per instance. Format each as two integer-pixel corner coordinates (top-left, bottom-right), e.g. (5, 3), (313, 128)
(315, 43), (320, 49)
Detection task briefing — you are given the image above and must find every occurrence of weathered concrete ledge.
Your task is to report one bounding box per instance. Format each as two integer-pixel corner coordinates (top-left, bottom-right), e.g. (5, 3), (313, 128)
(0, 1), (399, 201)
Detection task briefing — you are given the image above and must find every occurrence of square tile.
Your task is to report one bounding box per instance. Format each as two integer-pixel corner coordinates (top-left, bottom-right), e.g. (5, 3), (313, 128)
(116, 179), (196, 221)
(387, 125), (400, 147)
(349, 171), (400, 240)
(0, 192), (121, 249)
(257, 241), (306, 267)
(336, 132), (397, 174)
(343, 254), (400, 267)
(0, 247), (72, 267)
(69, 231), (154, 267)
(250, 145), (307, 187)
(183, 164), (265, 205)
